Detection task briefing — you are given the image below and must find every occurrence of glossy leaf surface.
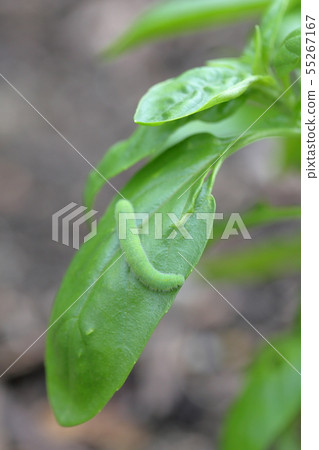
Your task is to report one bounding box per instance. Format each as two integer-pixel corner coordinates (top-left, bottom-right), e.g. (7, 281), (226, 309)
(134, 66), (269, 124)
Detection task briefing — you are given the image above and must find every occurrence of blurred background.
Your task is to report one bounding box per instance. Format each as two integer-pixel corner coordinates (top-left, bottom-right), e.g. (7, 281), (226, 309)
(0, 0), (300, 449)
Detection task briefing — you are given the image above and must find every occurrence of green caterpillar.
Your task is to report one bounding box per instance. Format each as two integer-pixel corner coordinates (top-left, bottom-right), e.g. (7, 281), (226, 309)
(115, 199), (185, 291)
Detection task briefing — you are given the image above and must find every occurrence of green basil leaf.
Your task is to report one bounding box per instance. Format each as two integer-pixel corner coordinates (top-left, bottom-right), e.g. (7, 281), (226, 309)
(251, 25), (265, 74)
(276, 7), (301, 45)
(46, 134), (223, 426)
(202, 234), (300, 282)
(273, 28), (301, 75)
(103, 0), (270, 58)
(134, 66), (270, 125)
(84, 98), (244, 211)
(221, 331), (301, 450)
(47, 106), (300, 426)
(258, 0), (293, 65)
